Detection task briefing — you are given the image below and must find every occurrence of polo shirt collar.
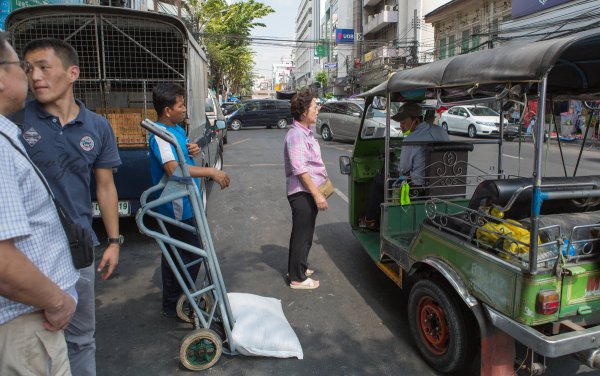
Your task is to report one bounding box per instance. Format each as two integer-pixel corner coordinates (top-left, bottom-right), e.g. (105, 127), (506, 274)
(30, 99), (87, 126)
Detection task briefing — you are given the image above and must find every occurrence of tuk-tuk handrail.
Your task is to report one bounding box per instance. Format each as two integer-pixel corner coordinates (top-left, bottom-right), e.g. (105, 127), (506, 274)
(491, 181), (600, 213)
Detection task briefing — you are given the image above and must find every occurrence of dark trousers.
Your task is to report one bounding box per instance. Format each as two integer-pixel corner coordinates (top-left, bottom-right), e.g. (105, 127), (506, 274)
(365, 173), (385, 222)
(161, 218), (203, 315)
(287, 192), (318, 282)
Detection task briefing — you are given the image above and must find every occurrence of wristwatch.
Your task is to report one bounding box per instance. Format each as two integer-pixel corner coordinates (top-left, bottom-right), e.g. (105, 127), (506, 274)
(107, 235), (124, 245)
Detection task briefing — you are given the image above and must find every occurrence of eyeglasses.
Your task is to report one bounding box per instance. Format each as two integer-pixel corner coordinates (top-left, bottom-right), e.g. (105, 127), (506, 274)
(0, 60), (31, 74)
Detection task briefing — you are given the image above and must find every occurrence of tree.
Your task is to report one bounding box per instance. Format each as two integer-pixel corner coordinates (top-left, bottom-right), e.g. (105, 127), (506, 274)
(187, 0), (273, 97)
(315, 71), (328, 91)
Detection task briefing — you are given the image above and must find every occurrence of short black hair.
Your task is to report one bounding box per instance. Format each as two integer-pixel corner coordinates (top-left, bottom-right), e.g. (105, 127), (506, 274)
(153, 83), (185, 116)
(290, 88), (315, 121)
(23, 38), (79, 68)
(0, 32), (10, 64)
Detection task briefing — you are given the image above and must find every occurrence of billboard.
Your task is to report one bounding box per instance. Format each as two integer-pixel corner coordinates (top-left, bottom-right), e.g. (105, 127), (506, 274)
(336, 28), (354, 44)
(512, 0), (574, 19)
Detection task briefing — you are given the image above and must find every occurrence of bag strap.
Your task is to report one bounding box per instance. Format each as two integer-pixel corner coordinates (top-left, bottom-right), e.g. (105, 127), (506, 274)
(0, 128), (56, 200)
(10, 109), (25, 130)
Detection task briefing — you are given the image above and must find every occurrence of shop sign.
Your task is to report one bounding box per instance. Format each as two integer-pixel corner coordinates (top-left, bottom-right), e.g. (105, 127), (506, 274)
(336, 28), (354, 44)
(512, 0), (574, 19)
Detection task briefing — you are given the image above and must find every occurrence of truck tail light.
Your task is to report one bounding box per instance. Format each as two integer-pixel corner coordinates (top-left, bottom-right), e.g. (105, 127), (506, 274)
(536, 290), (559, 315)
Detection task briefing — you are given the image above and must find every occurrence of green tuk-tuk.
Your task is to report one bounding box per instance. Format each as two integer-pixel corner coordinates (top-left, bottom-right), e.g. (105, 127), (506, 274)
(340, 32), (600, 375)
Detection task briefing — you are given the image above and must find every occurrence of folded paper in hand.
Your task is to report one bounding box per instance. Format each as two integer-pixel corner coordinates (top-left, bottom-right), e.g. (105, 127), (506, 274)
(318, 179), (334, 199)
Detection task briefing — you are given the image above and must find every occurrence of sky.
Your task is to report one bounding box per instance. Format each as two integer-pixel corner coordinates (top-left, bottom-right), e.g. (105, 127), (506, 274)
(249, 0), (296, 77)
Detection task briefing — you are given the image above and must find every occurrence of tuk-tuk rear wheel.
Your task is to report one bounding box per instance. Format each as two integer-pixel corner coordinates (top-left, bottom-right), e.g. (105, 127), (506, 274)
(408, 279), (476, 373)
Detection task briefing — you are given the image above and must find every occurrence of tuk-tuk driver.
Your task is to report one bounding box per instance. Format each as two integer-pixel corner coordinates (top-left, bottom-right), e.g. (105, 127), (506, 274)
(361, 102), (449, 230)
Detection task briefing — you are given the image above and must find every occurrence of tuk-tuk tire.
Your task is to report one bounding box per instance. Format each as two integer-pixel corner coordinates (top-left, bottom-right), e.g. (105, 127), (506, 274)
(408, 279), (476, 373)
(180, 328), (222, 371)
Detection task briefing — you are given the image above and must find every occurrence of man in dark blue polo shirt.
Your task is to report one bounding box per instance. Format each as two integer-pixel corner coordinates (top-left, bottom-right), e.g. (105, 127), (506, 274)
(16, 38), (121, 376)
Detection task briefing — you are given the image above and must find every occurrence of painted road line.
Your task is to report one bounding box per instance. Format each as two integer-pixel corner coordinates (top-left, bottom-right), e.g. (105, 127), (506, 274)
(503, 154), (522, 159)
(227, 138), (250, 147)
(334, 188), (348, 203)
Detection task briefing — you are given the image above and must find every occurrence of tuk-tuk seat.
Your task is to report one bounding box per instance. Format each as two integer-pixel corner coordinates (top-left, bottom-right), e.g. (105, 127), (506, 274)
(468, 176), (600, 220)
(424, 142), (473, 198)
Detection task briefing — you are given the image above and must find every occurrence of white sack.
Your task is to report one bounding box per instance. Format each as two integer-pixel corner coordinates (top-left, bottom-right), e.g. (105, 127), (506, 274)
(228, 292), (303, 359)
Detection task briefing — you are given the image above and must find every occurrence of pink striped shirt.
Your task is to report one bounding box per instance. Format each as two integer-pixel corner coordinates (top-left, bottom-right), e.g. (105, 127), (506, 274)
(284, 121), (328, 196)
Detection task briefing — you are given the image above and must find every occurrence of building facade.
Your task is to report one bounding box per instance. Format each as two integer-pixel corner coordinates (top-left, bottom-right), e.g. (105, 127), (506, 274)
(294, 0), (321, 88)
(499, 0), (600, 46)
(424, 0), (512, 61)
(273, 60), (293, 91)
(358, 0), (447, 89)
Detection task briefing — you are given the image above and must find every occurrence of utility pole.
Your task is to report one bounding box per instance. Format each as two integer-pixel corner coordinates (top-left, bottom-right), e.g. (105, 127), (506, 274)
(412, 9), (418, 66)
(488, 0), (494, 49)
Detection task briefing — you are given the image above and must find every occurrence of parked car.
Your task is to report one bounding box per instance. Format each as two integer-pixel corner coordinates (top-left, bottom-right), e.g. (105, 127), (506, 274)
(226, 99), (292, 130)
(221, 101), (239, 115)
(439, 105), (512, 138)
(206, 91), (227, 144)
(316, 100), (402, 142)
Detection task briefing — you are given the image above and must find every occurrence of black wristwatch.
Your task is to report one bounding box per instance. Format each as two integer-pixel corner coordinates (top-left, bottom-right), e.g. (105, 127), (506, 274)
(107, 235), (124, 245)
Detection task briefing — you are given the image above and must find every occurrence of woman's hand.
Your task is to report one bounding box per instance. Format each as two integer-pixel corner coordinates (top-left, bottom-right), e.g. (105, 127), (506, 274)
(314, 192), (328, 211)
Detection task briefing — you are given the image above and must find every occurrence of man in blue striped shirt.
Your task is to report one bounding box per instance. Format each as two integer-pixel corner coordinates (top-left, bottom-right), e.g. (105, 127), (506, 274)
(0, 32), (79, 376)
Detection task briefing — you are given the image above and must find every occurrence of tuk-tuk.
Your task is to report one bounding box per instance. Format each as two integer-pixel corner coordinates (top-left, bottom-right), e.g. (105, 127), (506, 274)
(340, 32), (600, 375)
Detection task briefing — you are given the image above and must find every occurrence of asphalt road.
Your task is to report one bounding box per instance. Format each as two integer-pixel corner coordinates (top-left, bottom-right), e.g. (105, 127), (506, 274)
(95, 128), (600, 375)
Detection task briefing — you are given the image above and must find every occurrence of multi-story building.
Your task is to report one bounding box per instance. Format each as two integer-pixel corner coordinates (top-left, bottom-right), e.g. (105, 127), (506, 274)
(295, 0), (321, 88)
(320, 0), (357, 95)
(273, 61), (293, 91)
(360, 0), (447, 89)
(424, 0), (511, 61)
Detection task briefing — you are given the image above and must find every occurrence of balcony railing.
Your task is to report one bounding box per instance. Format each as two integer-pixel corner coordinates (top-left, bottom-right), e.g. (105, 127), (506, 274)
(364, 9), (398, 35)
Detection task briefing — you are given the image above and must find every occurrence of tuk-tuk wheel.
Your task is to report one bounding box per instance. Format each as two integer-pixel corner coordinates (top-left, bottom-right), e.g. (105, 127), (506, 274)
(176, 293), (214, 324)
(180, 328), (222, 371)
(408, 279), (476, 373)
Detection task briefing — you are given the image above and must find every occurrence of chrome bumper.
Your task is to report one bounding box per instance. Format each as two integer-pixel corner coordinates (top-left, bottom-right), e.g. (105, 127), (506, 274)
(485, 305), (600, 357)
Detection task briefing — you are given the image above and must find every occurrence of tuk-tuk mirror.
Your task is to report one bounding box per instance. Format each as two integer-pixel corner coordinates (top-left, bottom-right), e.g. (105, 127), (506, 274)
(215, 120), (226, 130)
(372, 96), (386, 110)
(339, 156), (351, 175)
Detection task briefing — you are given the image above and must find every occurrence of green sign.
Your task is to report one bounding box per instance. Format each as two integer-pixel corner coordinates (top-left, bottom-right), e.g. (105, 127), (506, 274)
(11, 0), (47, 11)
(315, 44), (327, 58)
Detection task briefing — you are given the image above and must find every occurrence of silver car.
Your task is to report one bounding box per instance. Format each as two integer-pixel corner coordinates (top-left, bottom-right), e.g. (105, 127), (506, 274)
(316, 100), (401, 142)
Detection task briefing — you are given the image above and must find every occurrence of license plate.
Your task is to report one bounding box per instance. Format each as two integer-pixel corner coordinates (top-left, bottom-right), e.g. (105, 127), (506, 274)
(92, 201), (130, 217)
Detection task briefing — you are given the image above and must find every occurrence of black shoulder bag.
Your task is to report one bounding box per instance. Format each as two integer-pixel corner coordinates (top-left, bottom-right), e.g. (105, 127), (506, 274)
(0, 124), (94, 269)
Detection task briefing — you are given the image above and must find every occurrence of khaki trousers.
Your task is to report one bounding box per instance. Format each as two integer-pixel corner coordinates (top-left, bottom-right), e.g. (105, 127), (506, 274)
(0, 311), (71, 376)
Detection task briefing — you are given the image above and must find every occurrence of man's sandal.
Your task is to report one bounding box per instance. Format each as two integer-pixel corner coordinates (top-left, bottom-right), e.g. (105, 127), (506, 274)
(289, 278), (319, 290)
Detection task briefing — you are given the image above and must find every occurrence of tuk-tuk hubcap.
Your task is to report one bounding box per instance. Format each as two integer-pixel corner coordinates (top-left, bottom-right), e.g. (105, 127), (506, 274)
(418, 297), (449, 355)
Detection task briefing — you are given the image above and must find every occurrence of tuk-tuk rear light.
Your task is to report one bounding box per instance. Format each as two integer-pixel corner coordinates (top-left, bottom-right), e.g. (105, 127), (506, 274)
(536, 290), (559, 315)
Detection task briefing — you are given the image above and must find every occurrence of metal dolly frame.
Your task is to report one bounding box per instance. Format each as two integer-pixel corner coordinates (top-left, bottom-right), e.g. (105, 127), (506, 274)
(136, 119), (236, 370)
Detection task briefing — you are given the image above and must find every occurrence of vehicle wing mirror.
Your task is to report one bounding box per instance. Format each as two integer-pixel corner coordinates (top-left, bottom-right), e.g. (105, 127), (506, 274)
(215, 120), (226, 130)
(339, 156), (351, 175)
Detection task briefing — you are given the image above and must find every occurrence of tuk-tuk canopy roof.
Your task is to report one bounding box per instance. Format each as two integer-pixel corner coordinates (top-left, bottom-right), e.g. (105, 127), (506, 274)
(361, 32), (600, 99)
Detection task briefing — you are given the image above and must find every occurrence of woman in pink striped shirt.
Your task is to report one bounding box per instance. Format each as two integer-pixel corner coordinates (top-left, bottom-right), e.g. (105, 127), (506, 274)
(283, 89), (329, 290)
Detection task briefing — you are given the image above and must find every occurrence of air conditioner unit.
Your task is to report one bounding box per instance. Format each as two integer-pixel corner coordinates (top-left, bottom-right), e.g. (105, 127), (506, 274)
(384, 5), (392, 11)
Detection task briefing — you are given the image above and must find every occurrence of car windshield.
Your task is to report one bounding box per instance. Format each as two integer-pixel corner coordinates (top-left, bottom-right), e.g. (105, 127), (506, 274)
(366, 107), (387, 118)
(468, 107), (499, 116)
